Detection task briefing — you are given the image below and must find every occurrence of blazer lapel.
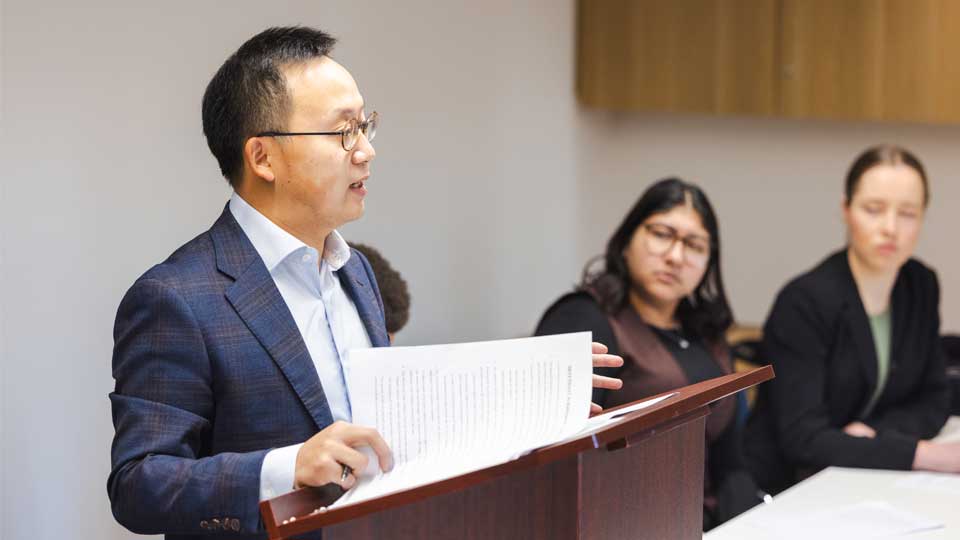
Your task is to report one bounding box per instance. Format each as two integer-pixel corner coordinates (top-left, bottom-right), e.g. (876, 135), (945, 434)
(838, 255), (879, 407)
(337, 255), (390, 348)
(888, 266), (909, 374)
(210, 206), (334, 430)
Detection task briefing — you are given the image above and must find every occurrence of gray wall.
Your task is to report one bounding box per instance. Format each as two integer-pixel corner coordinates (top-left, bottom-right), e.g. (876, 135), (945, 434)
(1, 1), (958, 539)
(577, 112), (960, 332)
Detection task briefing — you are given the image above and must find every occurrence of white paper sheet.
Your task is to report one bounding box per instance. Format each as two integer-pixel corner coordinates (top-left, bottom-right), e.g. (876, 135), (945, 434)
(895, 471), (960, 497)
(562, 392), (677, 443)
(751, 500), (943, 539)
(332, 332), (593, 508)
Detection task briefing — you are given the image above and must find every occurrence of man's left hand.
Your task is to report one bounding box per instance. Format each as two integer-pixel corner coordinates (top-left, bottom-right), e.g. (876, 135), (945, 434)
(590, 341), (623, 415)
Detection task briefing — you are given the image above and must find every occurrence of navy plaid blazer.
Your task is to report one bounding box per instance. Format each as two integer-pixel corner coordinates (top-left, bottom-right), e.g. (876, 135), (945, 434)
(108, 205), (389, 539)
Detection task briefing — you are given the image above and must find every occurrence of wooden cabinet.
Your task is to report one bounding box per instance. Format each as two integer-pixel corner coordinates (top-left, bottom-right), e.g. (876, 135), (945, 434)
(578, 0), (960, 124)
(577, 0), (778, 116)
(778, 0), (884, 121)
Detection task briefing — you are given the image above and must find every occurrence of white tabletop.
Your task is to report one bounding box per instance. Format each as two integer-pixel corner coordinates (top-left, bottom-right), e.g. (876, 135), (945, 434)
(705, 416), (960, 540)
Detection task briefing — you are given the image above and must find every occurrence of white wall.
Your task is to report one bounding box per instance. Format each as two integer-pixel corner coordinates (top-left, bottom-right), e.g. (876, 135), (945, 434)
(0, 1), (578, 539)
(0, 0), (5, 532)
(1, 1), (958, 539)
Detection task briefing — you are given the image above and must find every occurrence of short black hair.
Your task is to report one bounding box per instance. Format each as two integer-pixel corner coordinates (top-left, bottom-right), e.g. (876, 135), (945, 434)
(201, 26), (337, 185)
(350, 243), (411, 334)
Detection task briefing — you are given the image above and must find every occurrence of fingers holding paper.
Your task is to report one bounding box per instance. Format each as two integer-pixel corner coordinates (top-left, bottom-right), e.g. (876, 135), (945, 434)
(294, 421), (394, 490)
(591, 341), (624, 414)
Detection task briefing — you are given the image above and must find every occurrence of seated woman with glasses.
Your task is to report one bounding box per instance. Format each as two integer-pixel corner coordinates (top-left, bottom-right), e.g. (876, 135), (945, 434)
(745, 145), (958, 495)
(535, 177), (759, 531)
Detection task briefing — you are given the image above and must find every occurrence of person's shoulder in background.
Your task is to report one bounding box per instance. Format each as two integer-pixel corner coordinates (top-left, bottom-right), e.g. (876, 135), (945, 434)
(349, 242), (411, 342)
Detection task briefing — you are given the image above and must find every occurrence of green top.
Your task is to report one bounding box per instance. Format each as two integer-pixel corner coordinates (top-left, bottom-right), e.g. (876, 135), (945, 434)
(862, 309), (892, 418)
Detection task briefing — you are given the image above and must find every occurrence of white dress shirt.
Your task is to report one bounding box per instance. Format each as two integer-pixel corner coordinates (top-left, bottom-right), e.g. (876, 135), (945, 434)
(227, 193), (372, 500)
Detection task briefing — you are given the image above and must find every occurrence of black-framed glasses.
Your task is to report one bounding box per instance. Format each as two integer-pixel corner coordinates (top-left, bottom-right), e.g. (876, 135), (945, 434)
(641, 223), (711, 266)
(256, 111), (379, 151)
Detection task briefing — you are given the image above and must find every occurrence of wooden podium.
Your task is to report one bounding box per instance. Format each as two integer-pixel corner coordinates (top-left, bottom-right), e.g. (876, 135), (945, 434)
(260, 366), (773, 540)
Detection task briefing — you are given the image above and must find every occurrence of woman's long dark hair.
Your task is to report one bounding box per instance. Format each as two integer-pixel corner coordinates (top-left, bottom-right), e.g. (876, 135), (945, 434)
(580, 177), (733, 342)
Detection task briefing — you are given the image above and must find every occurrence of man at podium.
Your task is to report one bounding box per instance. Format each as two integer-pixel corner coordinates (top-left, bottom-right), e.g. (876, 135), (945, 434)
(107, 26), (622, 539)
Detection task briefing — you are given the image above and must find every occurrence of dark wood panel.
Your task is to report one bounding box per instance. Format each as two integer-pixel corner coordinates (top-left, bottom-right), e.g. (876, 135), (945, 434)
(580, 415), (706, 540)
(326, 455), (580, 540)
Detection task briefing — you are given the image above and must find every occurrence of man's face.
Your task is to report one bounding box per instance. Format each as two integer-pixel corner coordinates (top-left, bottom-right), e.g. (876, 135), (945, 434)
(269, 57), (375, 233)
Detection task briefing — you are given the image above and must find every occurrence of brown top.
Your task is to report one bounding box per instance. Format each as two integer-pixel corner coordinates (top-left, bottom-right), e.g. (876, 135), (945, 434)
(603, 302), (736, 442)
(534, 290), (749, 525)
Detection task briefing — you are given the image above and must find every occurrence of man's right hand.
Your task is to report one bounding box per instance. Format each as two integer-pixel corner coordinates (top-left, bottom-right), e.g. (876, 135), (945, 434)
(294, 421), (393, 490)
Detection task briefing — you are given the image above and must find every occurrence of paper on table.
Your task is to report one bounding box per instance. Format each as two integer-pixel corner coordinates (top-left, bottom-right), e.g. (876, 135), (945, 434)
(895, 471), (960, 496)
(332, 332), (593, 508)
(750, 500), (943, 539)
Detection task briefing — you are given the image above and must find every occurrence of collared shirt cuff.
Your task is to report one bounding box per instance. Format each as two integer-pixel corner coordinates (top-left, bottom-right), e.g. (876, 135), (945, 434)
(259, 443), (303, 501)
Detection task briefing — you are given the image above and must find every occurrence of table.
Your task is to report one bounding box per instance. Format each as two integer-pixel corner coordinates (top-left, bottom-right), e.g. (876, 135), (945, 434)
(705, 416), (960, 539)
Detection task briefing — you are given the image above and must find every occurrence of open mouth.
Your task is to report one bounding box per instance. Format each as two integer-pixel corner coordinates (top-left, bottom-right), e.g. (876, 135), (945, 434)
(349, 180), (365, 189)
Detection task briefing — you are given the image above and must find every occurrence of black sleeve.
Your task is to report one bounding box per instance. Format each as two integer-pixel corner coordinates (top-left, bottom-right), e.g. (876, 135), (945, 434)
(535, 293), (621, 407)
(763, 285), (918, 471)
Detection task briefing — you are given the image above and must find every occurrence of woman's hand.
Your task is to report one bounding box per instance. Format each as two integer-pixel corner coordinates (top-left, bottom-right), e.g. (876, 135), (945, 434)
(913, 440), (960, 473)
(843, 421), (877, 439)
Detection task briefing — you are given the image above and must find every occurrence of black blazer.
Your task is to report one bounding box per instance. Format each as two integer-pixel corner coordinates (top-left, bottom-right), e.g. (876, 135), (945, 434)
(746, 250), (950, 492)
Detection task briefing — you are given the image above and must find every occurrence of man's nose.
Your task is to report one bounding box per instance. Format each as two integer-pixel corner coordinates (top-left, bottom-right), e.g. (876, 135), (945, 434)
(352, 133), (376, 164)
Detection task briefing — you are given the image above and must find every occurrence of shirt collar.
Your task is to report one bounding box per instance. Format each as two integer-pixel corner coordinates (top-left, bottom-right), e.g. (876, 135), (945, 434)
(229, 192), (352, 272)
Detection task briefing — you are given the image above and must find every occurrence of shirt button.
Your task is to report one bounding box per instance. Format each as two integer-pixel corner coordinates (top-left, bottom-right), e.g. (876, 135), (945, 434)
(301, 253), (312, 263)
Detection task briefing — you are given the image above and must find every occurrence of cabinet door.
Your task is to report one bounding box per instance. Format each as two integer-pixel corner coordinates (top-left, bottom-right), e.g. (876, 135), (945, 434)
(779, 0), (883, 120)
(881, 0), (960, 123)
(780, 0), (960, 123)
(577, 0), (777, 116)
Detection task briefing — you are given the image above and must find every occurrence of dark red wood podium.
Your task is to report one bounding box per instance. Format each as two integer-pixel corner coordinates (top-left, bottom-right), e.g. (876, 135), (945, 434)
(260, 366), (773, 540)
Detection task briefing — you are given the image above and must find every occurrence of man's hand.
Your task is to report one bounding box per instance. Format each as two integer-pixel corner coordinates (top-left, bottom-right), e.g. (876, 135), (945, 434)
(294, 421), (393, 490)
(591, 342), (624, 415)
(842, 421), (877, 439)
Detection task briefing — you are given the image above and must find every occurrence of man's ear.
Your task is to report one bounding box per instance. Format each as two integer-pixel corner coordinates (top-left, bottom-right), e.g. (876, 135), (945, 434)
(243, 137), (277, 183)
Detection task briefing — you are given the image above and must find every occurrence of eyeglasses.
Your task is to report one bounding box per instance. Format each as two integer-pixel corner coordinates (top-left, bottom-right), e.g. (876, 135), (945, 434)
(255, 111), (379, 151)
(641, 223), (711, 266)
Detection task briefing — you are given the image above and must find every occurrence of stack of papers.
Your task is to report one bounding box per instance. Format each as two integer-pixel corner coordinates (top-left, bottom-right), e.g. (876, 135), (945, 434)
(334, 332), (594, 508)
